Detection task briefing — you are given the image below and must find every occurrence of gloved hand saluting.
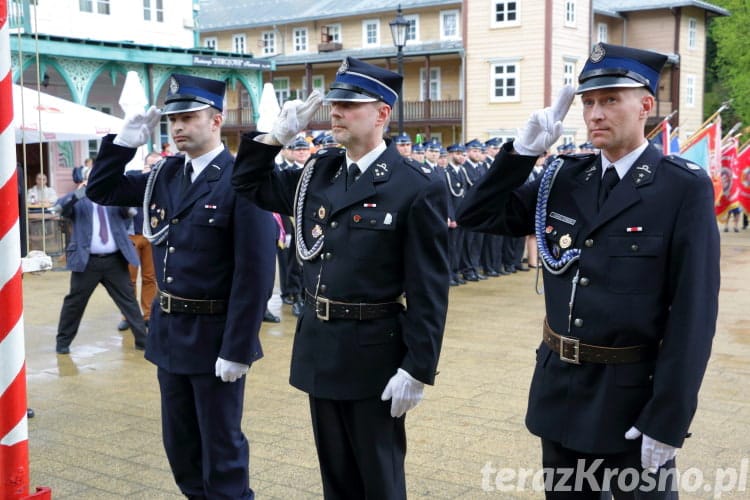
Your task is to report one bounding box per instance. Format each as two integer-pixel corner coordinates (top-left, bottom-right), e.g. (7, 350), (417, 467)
(113, 105), (162, 148)
(270, 91), (323, 146)
(381, 368), (425, 418)
(625, 426), (678, 472)
(215, 357), (249, 383)
(513, 85), (576, 157)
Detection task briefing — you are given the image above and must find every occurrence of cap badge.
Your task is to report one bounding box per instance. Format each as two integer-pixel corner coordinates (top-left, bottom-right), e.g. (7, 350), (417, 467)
(559, 234), (572, 249)
(168, 76), (179, 95)
(590, 43), (606, 63)
(337, 59), (349, 75)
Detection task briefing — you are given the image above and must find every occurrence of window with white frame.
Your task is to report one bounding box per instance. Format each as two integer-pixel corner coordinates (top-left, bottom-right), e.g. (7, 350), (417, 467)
(564, 1), (576, 27)
(204, 37), (217, 50)
(363, 19), (379, 46)
(597, 23), (608, 43)
(301, 75), (326, 99)
(490, 61), (519, 102)
(419, 68), (441, 101)
(294, 27), (308, 53)
(80, 0), (109, 14)
(686, 74), (696, 107)
(563, 60), (576, 86)
(688, 18), (697, 50)
(440, 10), (459, 40)
(232, 34), (246, 54)
(143, 0), (164, 22)
(492, 1), (519, 27)
(324, 24), (342, 43)
(404, 15), (419, 43)
(262, 31), (276, 55)
(274, 78), (290, 104)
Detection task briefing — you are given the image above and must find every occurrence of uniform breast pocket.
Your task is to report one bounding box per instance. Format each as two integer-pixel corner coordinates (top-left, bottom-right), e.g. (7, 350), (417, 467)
(191, 209), (230, 249)
(606, 235), (663, 294)
(349, 209), (399, 258)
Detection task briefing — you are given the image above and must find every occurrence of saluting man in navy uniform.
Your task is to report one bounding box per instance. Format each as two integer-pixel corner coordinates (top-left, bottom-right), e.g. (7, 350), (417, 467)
(457, 44), (720, 498)
(86, 74), (276, 499)
(232, 57), (450, 500)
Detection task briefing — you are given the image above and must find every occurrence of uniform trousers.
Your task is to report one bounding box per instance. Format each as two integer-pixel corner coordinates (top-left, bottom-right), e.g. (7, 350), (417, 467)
(157, 368), (253, 500)
(541, 438), (678, 500)
(309, 395), (407, 500)
(57, 253), (146, 348)
(448, 227), (464, 277)
(127, 234), (156, 320)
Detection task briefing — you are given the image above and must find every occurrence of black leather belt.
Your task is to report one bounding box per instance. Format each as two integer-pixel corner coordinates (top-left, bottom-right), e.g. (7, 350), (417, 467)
(543, 319), (655, 365)
(90, 253), (116, 258)
(159, 291), (227, 315)
(304, 290), (404, 321)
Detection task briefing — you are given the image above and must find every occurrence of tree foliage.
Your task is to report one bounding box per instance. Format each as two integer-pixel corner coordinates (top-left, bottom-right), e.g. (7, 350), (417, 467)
(709, 0), (750, 134)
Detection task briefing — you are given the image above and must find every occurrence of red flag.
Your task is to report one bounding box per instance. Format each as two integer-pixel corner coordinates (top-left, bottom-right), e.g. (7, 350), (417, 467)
(715, 138), (740, 219)
(737, 145), (750, 214)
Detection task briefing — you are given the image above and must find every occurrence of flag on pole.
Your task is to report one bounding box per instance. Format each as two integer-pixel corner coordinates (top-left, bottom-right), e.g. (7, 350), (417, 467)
(680, 119), (722, 174)
(650, 120), (680, 155)
(737, 144), (750, 214)
(715, 137), (740, 219)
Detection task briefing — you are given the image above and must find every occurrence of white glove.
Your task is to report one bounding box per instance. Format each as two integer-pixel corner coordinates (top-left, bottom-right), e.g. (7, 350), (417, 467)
(625, 426), (678, 472)
(514, 85), (576, 156)
(113, 105), (161, 148)
(270, 91), (323, 146)
(380, 368), (424, 418)
(214, 357), (249, 383)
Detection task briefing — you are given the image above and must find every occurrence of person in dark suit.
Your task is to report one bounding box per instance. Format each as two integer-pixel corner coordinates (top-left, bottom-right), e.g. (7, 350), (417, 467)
(86, 73), (276, 499)
(54, 172), (146, 354)
(232, 57), (450, 500)
(457, 43), (720, 498)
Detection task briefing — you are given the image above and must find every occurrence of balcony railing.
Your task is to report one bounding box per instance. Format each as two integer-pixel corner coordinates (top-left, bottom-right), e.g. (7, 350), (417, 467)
(222, 99), (463, 129)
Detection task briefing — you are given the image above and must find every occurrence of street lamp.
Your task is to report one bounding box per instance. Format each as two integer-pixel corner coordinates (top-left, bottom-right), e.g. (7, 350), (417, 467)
(389, 5), (408, 135)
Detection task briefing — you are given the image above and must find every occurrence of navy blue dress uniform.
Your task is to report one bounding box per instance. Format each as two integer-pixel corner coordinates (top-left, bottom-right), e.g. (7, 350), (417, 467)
(457, 44), (720, 497)
(462, 139), (489, 280)
(55, 190), (147, 353)
(86, 74), (276, 500)
(444, 143), (469, 284)
(232, 57), (450, 499)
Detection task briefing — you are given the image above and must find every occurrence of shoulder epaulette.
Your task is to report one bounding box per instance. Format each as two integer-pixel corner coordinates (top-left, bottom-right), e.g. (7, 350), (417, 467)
(664, 155), (706, 176)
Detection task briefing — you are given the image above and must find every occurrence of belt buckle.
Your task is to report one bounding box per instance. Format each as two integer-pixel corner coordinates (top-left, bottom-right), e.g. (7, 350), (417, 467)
(315, 296), (330, 321)
(160, 293), (171, 314)
(559, 336), (581, 364)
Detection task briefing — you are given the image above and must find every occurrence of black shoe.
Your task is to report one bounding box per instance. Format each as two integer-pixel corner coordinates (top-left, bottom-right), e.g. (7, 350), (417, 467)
(134, 342), (146, 351)
(515, 264), (530, 272)
(292, 301), (304, 317)
(263, 309), (281, 323)
(477, 273), (488, 280)
(456, 277), (466, 285)
(463, 272), (479, 282)
(504, 265), (517, 274)
(497, 268), (510, 276)
(281, 295), (295, 305)
(56, 345), (70, 355)
(485, 270), (500, 277)
(27, 408), (35, 418)
(117, 320), (129, 331)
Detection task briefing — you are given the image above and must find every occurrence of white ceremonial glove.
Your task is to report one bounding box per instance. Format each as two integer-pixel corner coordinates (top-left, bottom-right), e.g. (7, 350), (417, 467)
(513, 85), (576, 156)
(215, 357), (249, 383)
(270, 91), (323, 146)
(625, 426), (678, 472)
(380, 368), (425, 418)
(113, 105), (162, 148)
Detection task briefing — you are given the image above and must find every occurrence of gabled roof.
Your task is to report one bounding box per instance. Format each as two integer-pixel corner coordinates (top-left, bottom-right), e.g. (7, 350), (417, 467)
(593, 0), (729, 17)
(198, 0), (461, 31)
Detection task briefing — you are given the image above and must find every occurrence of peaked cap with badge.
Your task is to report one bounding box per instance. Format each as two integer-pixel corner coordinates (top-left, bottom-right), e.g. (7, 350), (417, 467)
(162, 73), (226, 115)
(576, 43), (668, 95)
(325, 57), (403, 108)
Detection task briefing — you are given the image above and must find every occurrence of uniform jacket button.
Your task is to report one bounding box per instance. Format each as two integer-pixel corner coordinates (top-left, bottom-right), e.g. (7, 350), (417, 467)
(584, 239), (594, 247)
(324, 252), (333, 260)
(208, 218), (215, 224)
(330, 221), (339, 229)
(631, 244), (639, 252)
(168, 247), (175, 254)
(171, 218), (179, 224)
(166, 276), (174, 283)
(579, 277), (590, 287)
(573, 318), (584, 327)
(319, 284), (327, 293)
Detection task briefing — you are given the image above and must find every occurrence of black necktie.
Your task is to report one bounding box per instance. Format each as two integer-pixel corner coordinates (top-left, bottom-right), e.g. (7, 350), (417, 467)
(180, 161), (193, 197)
(598, 164), (619, 211)
(346, 163), (359, 190)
